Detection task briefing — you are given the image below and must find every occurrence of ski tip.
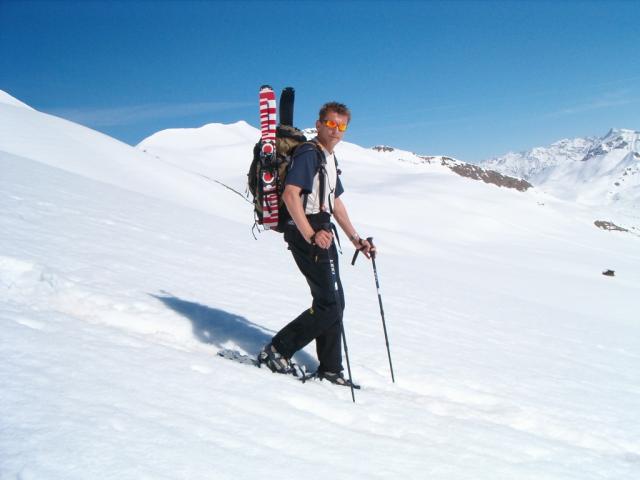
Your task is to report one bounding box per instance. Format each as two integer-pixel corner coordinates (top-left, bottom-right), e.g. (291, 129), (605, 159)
(260, 84), (274, 91)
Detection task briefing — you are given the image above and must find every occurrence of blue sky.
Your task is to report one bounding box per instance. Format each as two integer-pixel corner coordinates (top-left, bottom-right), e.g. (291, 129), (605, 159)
(1, 0), (639, 162)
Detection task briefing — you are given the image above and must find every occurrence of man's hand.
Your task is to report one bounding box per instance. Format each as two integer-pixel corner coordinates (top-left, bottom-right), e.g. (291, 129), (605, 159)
(353, 236), (376, 259)
(310, 229), (333, 249)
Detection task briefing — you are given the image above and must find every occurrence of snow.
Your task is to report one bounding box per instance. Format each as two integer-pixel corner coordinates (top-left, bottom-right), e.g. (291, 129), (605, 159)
(479, 129), (640, 229)
(1, 89), (640, 479)
(0, 90), (34, 110)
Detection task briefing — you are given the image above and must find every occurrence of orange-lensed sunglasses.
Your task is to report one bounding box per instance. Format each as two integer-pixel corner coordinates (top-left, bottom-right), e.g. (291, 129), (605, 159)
(323, 120), (348, 132)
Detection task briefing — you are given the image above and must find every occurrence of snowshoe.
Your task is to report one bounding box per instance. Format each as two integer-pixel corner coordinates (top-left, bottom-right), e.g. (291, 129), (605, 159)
(315, 370), (361, 389)
(257, 343), (305, 377)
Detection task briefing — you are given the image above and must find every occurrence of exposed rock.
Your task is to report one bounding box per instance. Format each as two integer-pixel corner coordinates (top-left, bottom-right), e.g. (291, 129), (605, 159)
(443, 159), (532, 191)
(415, 155), (435, 164)
(594, 220), (629, 232)
(371, 145), (395, 152)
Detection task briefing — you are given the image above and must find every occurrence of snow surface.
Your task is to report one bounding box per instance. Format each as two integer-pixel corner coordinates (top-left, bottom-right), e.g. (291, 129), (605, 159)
(2, 90), (640, 479)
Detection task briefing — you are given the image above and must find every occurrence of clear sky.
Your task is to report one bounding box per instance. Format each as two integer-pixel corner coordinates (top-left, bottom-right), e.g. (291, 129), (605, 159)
(1, 0), (639, 162)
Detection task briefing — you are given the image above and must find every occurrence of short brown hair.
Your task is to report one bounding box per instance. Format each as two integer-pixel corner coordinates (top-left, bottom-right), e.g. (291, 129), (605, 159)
(319, 102), (351, 123)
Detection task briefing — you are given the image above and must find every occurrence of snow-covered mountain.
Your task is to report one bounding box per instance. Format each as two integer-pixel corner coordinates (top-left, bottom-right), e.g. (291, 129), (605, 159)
(2, 90), (639, 479)
(480, 129), (640, 218)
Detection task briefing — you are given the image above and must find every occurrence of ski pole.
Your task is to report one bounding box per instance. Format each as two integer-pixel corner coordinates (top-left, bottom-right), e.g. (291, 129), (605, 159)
(321, 225), (356, 402)
(352, 237), (395, 383)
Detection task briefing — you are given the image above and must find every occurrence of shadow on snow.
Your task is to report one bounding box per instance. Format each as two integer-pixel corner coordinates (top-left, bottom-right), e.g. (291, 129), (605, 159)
(151, 292), (318, 370)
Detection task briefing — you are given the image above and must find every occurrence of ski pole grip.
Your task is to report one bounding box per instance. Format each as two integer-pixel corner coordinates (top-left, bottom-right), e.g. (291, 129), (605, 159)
(351, 249), (360, 266)
(367, 237), (376, 260)
(351, 236), (376, 265)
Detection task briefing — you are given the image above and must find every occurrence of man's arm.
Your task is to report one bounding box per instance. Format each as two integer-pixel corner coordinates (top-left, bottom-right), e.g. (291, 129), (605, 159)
(282, 184), (333, 249)
(333, 196), (374, 258)
(283, 184), (314, 241)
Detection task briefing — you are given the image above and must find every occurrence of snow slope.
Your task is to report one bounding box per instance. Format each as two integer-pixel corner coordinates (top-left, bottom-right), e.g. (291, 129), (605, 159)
(2, 90), (640, 479)
(0, 92), (250, 223)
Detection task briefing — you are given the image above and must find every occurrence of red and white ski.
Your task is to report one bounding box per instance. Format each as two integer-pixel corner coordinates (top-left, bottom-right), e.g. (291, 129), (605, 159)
(258, 85), (279, 230)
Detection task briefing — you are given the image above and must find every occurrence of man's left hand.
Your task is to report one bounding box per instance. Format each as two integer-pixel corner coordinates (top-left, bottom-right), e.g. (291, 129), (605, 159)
(355, 237), (376, 259)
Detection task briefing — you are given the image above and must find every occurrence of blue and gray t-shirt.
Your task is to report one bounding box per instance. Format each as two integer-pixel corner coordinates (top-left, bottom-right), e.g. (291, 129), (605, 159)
(285, 139), (344, 215)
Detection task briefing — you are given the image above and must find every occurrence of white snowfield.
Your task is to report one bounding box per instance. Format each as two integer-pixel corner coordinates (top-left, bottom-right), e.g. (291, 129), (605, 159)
(1, 90), (639, 480)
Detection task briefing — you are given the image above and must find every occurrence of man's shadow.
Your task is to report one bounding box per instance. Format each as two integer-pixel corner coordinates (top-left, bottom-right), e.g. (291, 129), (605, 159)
(151, 293), (317, 370)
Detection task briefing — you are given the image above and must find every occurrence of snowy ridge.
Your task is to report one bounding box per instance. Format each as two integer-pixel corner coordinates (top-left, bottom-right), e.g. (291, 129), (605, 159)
(2, 91), (640, 479)
(139, 120), (259, 150)
(0, 89), (34, 110)
(368, 144), (532, 191)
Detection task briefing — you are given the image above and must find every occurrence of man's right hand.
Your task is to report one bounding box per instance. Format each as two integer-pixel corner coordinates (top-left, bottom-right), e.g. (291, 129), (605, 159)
(309, 229), (333, 249)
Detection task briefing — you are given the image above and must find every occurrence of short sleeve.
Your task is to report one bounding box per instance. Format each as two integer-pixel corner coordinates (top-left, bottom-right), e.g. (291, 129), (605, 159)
(285, 144), (318, 194)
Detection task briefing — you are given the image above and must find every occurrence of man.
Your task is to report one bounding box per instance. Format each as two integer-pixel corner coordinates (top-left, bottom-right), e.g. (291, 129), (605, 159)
(258, 102), (374, 387)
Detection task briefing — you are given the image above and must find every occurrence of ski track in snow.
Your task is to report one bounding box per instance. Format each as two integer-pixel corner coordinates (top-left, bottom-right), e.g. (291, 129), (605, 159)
(1, 95), (640, 479)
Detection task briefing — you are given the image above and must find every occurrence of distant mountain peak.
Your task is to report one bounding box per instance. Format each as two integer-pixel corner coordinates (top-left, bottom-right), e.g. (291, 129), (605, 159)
(302, 128), (317, 139)
(582, 128), (639, 162)
(479, 128), (640, 212)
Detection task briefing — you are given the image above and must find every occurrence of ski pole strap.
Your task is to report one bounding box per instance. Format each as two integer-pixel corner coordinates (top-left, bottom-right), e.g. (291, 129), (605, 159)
(331, 223), (342, 254)
(351, 237), (375, 265)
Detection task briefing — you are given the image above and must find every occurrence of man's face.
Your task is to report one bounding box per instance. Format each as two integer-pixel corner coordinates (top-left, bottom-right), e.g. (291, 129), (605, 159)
(316, 110), (349, 152)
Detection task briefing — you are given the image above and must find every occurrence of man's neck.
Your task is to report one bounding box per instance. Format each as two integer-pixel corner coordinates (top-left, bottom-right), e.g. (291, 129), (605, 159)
(315, 138), (335, 154)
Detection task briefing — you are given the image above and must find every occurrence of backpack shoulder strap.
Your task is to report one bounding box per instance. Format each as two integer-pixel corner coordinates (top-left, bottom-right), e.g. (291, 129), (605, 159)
(309, 140), (332, 214)
(293, 139), (327, 213)
(294, 139), (337, 215)
(291, 140), (320, 160)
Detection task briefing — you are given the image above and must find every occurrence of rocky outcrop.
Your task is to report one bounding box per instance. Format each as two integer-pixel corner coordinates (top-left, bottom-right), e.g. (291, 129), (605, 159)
(372, 145), (396, 152)
(594, 220), (629, 232)
(445, 161), (533, 191)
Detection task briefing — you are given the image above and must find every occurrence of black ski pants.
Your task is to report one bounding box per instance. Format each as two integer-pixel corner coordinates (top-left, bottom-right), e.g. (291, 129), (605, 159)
(272, 219), (345, 374)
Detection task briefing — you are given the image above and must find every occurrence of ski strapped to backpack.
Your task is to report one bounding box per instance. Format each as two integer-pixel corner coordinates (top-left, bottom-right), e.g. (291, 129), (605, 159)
(257, 85), (279, 229)
(248, 85), (341, 234)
